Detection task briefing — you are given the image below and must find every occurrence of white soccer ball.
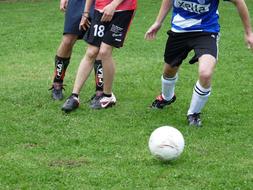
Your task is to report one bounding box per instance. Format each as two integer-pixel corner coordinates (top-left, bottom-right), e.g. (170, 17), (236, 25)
(148, 126), (185, 161)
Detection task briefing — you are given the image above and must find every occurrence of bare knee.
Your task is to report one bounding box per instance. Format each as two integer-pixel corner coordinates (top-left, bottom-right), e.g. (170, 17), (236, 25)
(98, 44), (113, 59)
(62, 35), (77, 48)
(198, 55), (216, 87)
(199, 70), (213, 87)
(98, 49), (110, 59)
(86, 46), (99, 60)
(163, 63), (179, 78)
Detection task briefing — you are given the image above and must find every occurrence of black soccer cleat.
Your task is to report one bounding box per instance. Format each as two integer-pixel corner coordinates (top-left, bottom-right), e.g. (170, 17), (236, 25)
(151, 94), (176, 109)
(49, 82), (65, 100)
(89, 91), (103, 107)
(61, 95), (80, 113)
(187, 113), (202, 127)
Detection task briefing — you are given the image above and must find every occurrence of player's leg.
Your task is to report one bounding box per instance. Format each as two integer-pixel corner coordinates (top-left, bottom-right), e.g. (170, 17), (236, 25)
(90, 10), (135, 109)
(50, 0), (87, 100)
(99, 43), (114, 95)
(187, 32), (219, 127)
(187, 55), (216, 126)
(94, 57), (104, 94)
(73, 45), (100, 94)
(62, 44), (100, 112)
(162, 64), (178, 101)
(57, 34), (78, 58)
(92, 43), (116, 109)
(50, 34), (78, 100)
(91, 55), (104, 102)
(85, 1), (103, 98)
(151, 31), (189, 109)
(62, 9), (105, 112)
(151, 63), (178, 108)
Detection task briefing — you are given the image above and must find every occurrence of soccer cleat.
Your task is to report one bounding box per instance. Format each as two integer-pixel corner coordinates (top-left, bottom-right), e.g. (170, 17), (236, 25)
(89, 91), (103, 108)
(187, 113), (202, 127)
(61, 95), (80, 113)
(90, 93), (116, 109)
(49, 82), (65, 100)
(151, 94), (176, 109)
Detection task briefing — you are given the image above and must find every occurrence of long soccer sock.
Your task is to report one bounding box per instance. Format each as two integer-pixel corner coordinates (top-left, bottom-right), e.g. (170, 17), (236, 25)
(161, 74), (178, 101)
(187, 80), (211, 115)
(53, 55), (70, 83)
(94, 60), (103, 92)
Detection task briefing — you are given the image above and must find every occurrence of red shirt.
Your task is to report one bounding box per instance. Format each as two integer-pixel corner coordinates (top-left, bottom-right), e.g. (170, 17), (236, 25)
(95, 0), (137, 11)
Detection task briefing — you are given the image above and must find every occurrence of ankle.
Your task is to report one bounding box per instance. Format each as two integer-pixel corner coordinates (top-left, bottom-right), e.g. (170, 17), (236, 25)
(71, 93), (79, 98)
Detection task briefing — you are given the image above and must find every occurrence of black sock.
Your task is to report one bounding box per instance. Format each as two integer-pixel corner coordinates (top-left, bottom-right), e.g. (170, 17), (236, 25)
(71, 93), (79, 98)
(53, 55), (70, 83)
(94, 60), (103, 91)
(103, 93), (111, 97)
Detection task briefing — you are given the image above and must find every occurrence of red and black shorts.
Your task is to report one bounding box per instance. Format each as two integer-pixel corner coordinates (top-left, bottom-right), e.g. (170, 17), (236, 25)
(84, 9), (135, 48)
(164, 30), (219, 67)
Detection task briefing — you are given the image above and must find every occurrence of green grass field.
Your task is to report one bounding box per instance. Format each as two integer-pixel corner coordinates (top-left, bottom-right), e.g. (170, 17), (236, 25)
(0, 0), (253, 189)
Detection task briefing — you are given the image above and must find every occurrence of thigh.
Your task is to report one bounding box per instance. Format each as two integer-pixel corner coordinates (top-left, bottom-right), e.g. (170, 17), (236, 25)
(102, 10), (135, 48)
(163, 63), (179, 78)
(99, 42), (113, 56)
(64, 0), (85, 38)
(85, 10), (135, 48)
(189, 33), (219, 64)
(164, 31), (191, 67)
(198, 54), (217, 77)
(84, 10), (108, 47)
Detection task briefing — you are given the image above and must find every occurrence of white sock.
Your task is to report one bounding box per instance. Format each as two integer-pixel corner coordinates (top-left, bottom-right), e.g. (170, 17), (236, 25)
(187, 80), (211, 115)
(161, 74), (178, 101)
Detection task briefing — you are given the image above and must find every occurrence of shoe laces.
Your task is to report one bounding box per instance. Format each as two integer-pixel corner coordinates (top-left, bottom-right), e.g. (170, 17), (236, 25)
(68, 95), (79, 102)
(190, 113), (201, 122)
(192, 113), (201, 118)
(85, 93), (103, 103)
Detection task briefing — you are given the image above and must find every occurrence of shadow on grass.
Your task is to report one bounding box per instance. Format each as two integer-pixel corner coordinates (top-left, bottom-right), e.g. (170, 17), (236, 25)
(49, 158), (89, 168)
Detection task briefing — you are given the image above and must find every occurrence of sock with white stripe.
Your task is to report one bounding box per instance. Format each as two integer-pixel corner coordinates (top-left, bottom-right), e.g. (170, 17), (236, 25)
(187, 80), (211, 115)
(161, 74), (178, 101)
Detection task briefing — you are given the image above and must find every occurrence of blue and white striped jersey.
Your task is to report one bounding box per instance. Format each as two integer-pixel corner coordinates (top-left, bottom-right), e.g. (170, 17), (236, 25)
(171, 0), (226, 33)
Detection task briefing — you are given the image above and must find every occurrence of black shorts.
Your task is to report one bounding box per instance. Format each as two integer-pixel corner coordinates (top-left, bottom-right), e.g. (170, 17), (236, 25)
(164, 30), (219, 66)
(63, 0), (94, 39)
(84, 9), (135, 48)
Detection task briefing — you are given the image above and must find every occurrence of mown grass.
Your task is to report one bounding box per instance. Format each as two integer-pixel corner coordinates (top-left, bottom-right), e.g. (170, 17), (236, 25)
(0, 0), (253, 189)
